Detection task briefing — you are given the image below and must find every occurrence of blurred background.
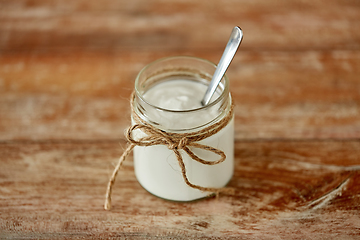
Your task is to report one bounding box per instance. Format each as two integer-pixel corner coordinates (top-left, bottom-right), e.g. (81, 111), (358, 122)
(1, 0), (359, 141)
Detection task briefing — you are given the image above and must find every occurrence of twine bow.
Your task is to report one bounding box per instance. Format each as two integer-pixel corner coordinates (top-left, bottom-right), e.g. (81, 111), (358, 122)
(104, 93), (234, 210)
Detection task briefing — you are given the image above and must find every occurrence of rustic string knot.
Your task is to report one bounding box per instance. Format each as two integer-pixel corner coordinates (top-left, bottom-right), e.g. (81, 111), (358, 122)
(168, 137), (188, 150)
(104, 92), (235, 210)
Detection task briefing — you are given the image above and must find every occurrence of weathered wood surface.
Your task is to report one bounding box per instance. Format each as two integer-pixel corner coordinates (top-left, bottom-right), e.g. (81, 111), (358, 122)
(1, 140), (360, 239)
(1, 0), (360, 239)
(1, 50), (360, 141)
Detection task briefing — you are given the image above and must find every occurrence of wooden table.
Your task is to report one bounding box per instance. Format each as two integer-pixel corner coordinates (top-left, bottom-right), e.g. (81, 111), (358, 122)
(1, 0), (360, 239)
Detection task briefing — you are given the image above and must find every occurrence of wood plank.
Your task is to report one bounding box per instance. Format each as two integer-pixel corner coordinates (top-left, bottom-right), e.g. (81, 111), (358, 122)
(0, 141), (360, 239)
(0, 0), (360, 52)
(0, 140), (359, 238)
(1, 50), (359, 140)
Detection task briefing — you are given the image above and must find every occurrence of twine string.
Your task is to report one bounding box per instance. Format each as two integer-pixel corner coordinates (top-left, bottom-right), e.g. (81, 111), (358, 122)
(104, 92), (234, 210)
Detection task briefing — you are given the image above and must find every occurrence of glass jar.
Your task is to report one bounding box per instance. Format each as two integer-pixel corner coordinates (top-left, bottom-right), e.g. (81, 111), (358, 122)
(132, 56), (234, 201)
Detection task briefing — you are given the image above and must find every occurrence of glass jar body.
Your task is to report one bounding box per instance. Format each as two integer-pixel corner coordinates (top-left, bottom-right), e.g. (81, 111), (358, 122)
(132, 56), (234, 201)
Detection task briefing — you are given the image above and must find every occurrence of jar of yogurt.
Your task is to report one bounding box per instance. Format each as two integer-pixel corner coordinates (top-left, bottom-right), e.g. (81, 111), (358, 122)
(132, 56), (234, 201)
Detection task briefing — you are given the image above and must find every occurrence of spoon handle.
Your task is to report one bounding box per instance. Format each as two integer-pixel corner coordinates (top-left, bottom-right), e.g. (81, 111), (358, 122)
(201, 26), (243, 106)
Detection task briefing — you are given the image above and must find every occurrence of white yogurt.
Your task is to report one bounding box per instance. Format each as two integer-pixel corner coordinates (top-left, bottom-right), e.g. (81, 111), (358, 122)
(133, 79), (234, 201)
(143, 80), (205, 110)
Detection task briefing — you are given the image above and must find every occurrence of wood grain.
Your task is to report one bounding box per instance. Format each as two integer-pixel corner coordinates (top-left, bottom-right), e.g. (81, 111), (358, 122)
(1, 0), (360, 52)
(1, 50), (360, 140)
(0, 0), (360, 238)
(0, 140), (359, 239)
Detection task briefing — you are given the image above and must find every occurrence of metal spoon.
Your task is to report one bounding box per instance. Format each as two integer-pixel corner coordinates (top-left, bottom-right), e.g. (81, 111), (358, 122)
(201, 26), (243, 106)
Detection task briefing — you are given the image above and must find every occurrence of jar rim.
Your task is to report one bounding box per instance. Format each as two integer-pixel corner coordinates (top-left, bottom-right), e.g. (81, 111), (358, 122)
(134, 56), (229, 113)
